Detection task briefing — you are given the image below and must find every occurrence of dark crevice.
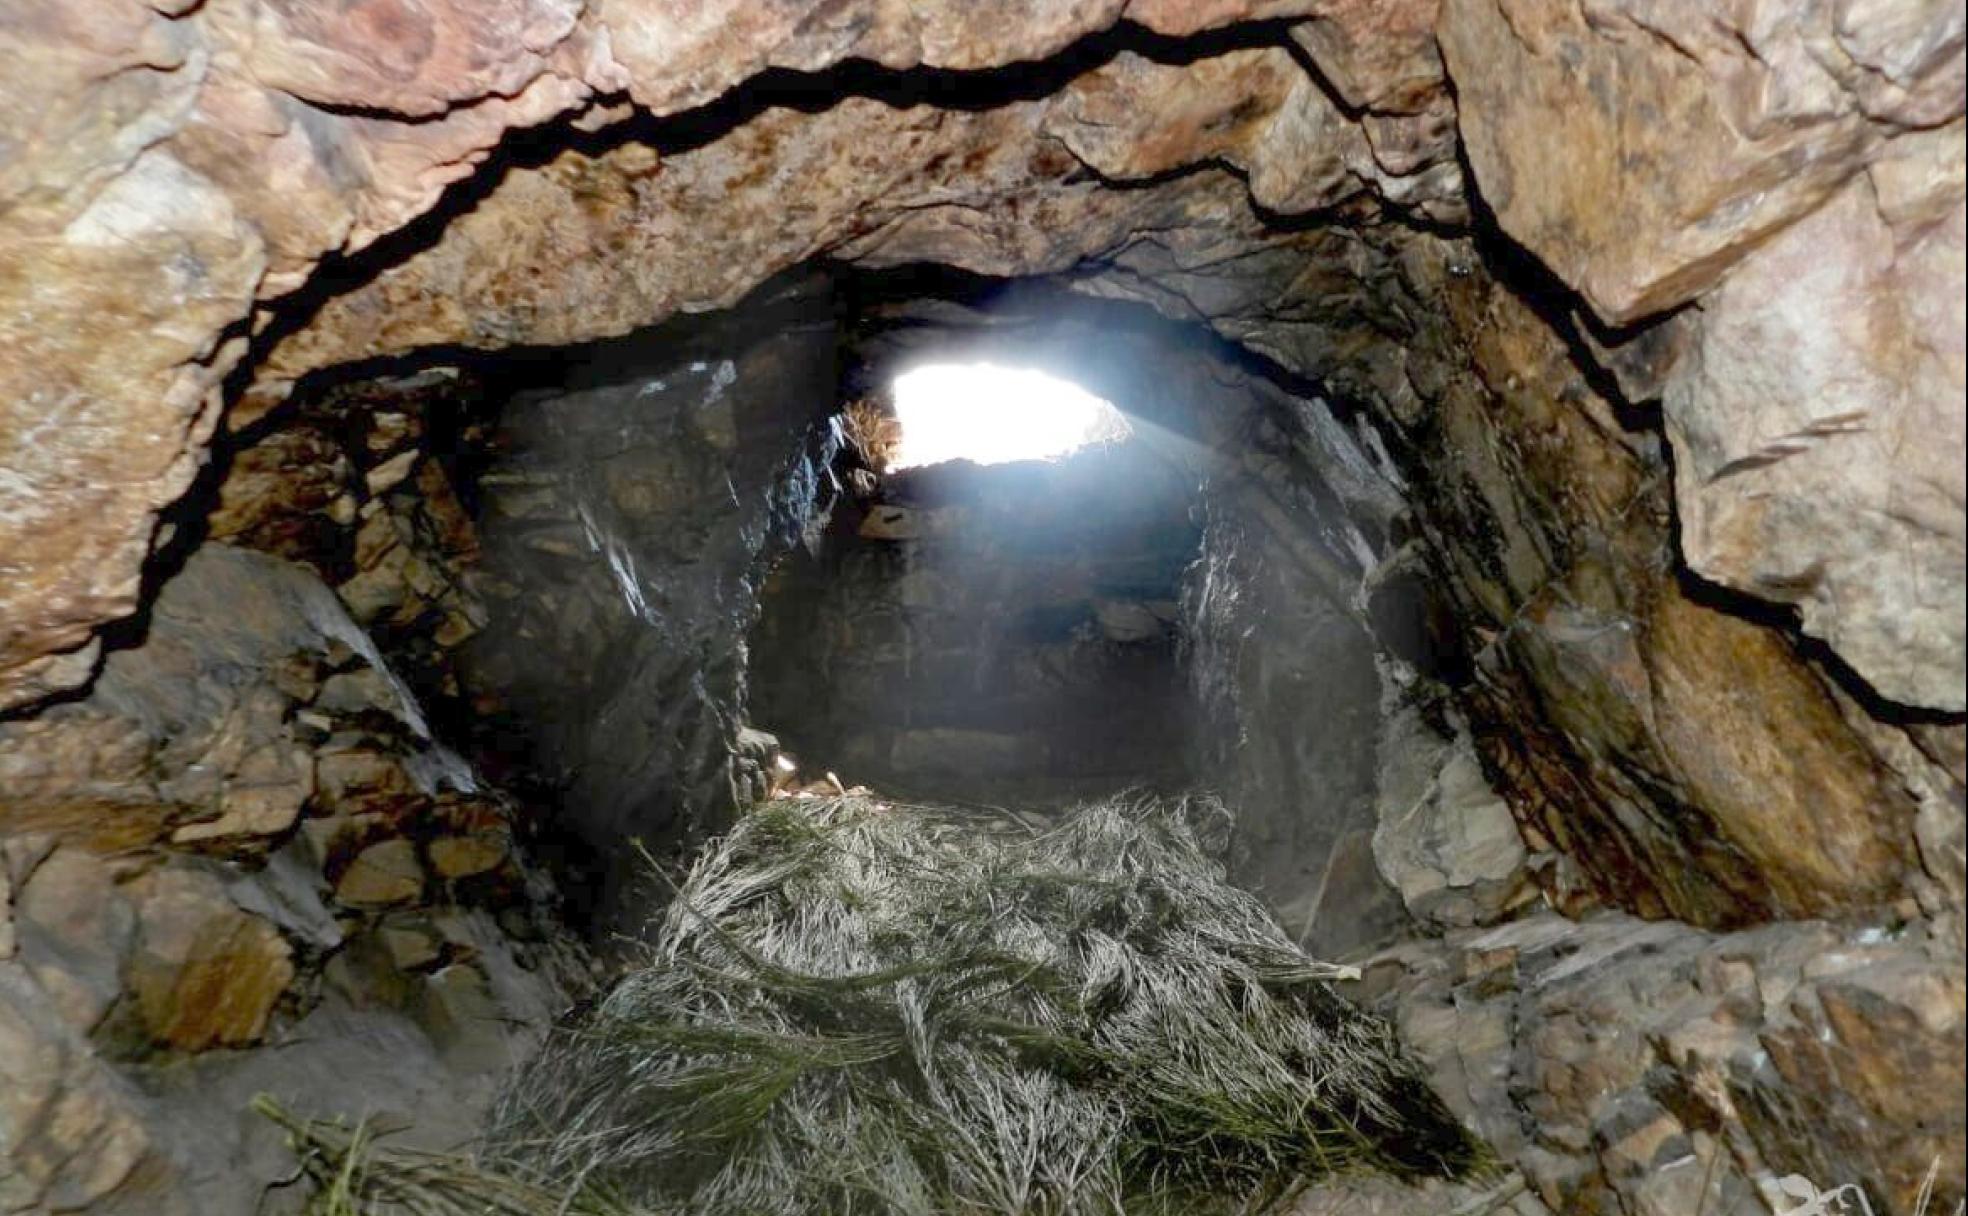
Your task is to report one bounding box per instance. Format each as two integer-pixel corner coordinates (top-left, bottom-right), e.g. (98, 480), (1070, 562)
(1454, 147), (1674, 428)
(615, 17), (1308, 130)
(1277, 34), (1369, 123)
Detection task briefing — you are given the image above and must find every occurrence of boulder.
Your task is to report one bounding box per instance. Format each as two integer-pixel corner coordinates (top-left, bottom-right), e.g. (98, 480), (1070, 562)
(124, 867), (294, 1052)
(1373, 713), (1531, 929)
(1663, 161), (1967, 711)
(13, 848), (137, 1035)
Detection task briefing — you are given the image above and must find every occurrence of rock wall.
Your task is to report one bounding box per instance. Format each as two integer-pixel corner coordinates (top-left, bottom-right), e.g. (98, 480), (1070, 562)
(16, 0), (1958, 721)
(0, 0), (1461, 711)
(0, 545), (589, 1215)
(1083, 220), (1957, 926)
(1, 276), (842, 1207)
(456, 276), (841, 926)
(1409, 240), (1948, 930)
(1182, 379), (1418, 956)
(1076, 218), (1965, 1207)
(1440, 0), (1965, 709)
(191, 273), (844, 929)
(1366, 909), (1965, 1216)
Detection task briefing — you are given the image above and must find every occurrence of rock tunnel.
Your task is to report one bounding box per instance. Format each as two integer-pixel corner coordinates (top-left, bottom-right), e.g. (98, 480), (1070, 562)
(1, 3), (1964, 1214)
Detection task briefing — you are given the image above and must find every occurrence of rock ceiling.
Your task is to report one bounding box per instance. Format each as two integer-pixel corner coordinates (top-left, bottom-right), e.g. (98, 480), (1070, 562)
(2, 0), (1962, 716)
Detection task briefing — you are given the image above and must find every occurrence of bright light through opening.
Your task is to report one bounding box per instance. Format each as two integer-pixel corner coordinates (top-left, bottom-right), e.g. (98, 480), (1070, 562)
(887, 363), (1131, 471)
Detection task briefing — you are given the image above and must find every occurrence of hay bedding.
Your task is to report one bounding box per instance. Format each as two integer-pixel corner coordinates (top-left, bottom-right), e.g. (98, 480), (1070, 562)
(267, 794), (1483, 1214)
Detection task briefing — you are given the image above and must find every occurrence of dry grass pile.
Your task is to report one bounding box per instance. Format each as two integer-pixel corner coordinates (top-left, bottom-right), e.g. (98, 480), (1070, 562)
(839, 397), (903, 475)
(267, 794), (1484, 1215)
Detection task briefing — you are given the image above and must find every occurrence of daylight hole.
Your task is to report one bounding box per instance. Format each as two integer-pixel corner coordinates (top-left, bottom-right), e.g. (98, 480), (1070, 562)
(887, 362), (1132, 471)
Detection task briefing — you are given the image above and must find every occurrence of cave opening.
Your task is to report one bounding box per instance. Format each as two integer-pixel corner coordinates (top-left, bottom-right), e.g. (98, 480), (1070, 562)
(240, 266), (1488, 1206)
(215, 265), (1411, 949)
(753, 328), (1206, 812)
(883, 361), (1133, 471)
(1, 5), (1962, 1215)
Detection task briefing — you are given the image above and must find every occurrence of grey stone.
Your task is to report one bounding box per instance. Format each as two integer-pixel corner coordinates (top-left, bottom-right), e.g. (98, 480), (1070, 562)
(221, 842), (343, 954)
(1372, 713), (1529, 929)
(14, 848), (136, 1035)
(1363, 912), (1966, 1216)
(0, 964), (159, 1214)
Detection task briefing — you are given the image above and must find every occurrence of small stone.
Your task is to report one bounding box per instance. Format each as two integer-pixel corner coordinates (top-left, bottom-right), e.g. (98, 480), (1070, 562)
(335, 839), (425, 907)
(352, 507), (402, 569)
(417, 963), (508, 1073)
(171, 743), (312, 846)
(488, 484), (565, 520)
(268, 652), (322, 702)
(315, 749), (420, 817)
(379, 920), (443, 972)
(1092, 598), (1167, 643)
(314, 667), (399, 717)
(1373, 724), (1529, 929)
(364, 449), (419, 496)
(339, 546), (414, 624)
(433, 605), (481, 648)
(858, 504), (918, 540)
(170, 786), (301, 847)
(415, 461), (479, 557)
(1597, 1101), (1685, 1177)
(400, 552), (444, 601)
(428, 833), (508, 881)
(520, 529), (584, 557)
(367, 411), (419, 454)
(299, 813), (354, 870)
